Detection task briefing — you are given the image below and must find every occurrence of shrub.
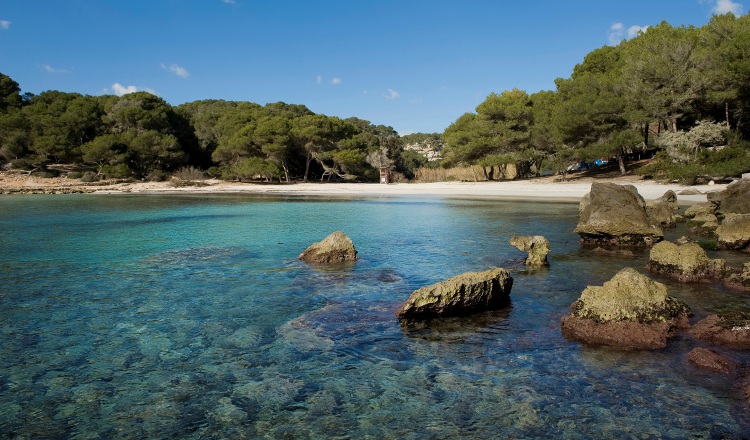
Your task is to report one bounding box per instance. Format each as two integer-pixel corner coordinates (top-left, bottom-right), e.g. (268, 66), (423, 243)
(67, 171), (84, 179)
(80, 172), (99, 183)
(145, 170), (170, 182)
(172, 166), (205, 181)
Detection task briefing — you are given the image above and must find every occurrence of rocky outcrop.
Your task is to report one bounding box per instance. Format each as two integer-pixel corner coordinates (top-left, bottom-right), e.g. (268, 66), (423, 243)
(575, 183), (663, 246)
(299, 231), (358, 264)
(708, 179), (750, 215)
(396, 268), (513, 320)
(647, 241), (727, 282)
(646, 190), (678, 228)
(509, 235), (550, 266)
(715, 213), (750, 250)
(690, 313), (750, 348)
(561, 268), (691, 349)
(686, 348), (738, 374)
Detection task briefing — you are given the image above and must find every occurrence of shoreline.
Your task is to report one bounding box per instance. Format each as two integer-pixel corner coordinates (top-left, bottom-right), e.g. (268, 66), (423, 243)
(0, 172), (728, 204)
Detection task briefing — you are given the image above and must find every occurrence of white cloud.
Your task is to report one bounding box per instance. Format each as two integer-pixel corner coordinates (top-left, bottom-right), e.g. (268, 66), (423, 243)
(161, 63), (189, 78)
(40, 64), (70, 74)
(331, 77), (342, 85)
(399, 130), (416, 136)
(710, 0), (744, 15)
(383, 88), (400, 100)
(409, 98), (423, 105)
(627, 25), (649, 39)
(607, 22), (649, 45)
(0, 20), (10, 30)
(316, 75), (323, 85)
(112, 83), (138, 96)
(222, 0), (236, 4)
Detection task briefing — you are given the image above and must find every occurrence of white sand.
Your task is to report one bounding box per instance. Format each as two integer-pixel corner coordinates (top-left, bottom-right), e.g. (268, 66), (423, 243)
(98, 178), (725, 205)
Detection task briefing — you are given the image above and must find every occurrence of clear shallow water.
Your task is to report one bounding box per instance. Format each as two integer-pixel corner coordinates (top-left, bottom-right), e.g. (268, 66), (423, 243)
(1, 194), (749, 439)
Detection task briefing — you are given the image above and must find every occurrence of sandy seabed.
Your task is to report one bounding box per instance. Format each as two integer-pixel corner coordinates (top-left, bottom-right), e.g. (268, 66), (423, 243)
(0, 171), (728, 205)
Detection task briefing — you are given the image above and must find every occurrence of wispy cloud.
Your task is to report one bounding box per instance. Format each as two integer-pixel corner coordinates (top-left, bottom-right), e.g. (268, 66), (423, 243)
(0, 20), (10, 30)
(331, 77), (342, 85)
(222, 0), (237, 4)
(409, 98), (423, 105)
(40, 64), (70, 74)
(316, 75), (323, 85)
(607, 22), (649, 45)
(161, 63), (189, 78)
(704, 0), (744, 15)
(383, 88), (400, 100)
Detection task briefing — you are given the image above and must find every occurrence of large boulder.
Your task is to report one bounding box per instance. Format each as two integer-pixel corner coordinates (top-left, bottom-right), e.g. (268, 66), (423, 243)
(299, 231), (358, 264)
(690, 313), (750, 349)
(707, 179), (750, 215)
(647, 241), (727, 282)
(575, 182), (663, 246)
(396, 268), (513, 320)
(646, 190), (679, 228)
(561, 268), (691, 349)
(715, 213), (750, 250)
(509, 235), (550, 266)
(684, 202), (716, 219)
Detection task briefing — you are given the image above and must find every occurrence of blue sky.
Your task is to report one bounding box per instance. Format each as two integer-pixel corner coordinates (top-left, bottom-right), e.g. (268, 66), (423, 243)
(0, 0), (745, 134)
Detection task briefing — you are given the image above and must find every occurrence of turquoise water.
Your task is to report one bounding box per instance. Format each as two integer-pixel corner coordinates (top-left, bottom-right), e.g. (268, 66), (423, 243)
(1, 194), (749, 439)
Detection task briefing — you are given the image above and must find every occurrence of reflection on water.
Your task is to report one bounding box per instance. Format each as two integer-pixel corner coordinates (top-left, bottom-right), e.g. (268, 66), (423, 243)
(0, 194), (748, 438)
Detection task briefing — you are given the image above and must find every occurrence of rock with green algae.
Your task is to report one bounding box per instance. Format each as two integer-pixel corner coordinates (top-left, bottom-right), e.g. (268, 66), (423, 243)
(726, 262), (750, 291)
(575, 182), (663, 246)
(509, 235), (550, 266)
(396, 268), (513, 320)
(716, 213), (750, 250)
(299, 231), (358, 264)
(647, 241), (728, 282)
(707, 178), (750, 215)
(690, 312), (750, 348)
(684, 202), (716, 219)
(561, 268), (691, 349)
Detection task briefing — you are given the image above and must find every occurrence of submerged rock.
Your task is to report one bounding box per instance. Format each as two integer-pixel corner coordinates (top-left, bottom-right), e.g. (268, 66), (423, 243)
(561, 268), (691, 349)
(715, 213), (750, 250)
(647, 241), (727, 282)
(690, 313), (750, 348)
(707, 179), (750, 215)
(509, 235), (550, 266)
(686, 348), (738, 375)
(726, 263), (750, 291)
(396, 268), (513, 320)
(575, 182), (663, 246)
(299, 231), (358, 264)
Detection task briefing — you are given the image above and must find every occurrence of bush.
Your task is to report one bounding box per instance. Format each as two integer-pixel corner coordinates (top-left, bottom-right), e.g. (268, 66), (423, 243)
(67, 171), (84, 179)
(637, 146), (750, 184)
(80, 172), (99, 183)
(145, 170), (170, 182)
(172, 166), (205, 181)
(101, 163), (134, 179)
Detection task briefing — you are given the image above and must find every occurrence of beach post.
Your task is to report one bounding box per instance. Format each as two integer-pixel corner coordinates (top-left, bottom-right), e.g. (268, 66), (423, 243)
(380, 166), (392, 184)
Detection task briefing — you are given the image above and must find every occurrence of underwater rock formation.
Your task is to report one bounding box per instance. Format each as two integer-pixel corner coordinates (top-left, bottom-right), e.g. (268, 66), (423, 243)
(575, 182), (663, 246)
(647, 241), (727, 282)
(396, 268), (513, 320)
(561, 268), (691, 349)
(509, 235), (550, 266)
(299, 231), (358, 264)
(690, 313), (750, 349)
(686, 347), (738, 375)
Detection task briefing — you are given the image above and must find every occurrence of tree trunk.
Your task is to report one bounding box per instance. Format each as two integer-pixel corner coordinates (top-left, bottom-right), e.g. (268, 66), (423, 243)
(303, 152), (313, 182)
(643, 123), (649, 149)
(672, 117), (679, 132)
(617, 149), (626, 175)
(281, 161), (290, 183)
(725, 102), (731, 129)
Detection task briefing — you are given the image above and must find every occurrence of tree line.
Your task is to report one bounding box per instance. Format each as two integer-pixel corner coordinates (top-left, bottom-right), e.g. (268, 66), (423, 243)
(0, 76), (427, 182)
(442, 14), (750, 182)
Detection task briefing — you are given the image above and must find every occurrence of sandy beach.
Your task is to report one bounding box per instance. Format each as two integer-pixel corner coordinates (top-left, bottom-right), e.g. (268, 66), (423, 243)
(0, 171), (727, 204)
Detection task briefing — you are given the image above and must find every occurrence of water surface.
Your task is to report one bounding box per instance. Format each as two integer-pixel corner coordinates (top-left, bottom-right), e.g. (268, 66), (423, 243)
(1, 194), (749, 439)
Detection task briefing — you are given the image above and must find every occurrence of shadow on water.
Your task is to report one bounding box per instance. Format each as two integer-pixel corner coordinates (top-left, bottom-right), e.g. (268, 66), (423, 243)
(398, 306), (514, 342)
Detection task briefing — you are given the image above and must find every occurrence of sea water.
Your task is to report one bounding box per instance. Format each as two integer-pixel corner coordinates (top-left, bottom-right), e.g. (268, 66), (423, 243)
(1, 194), (749, 439)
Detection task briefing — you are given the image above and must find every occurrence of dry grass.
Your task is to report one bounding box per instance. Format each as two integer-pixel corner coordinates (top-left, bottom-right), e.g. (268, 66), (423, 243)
(414, 166), (488, 182)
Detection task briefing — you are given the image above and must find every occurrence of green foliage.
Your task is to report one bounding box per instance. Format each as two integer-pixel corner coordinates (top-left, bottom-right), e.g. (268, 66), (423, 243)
(656, 120), (728, 162)
(222, 157), (281, 181)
